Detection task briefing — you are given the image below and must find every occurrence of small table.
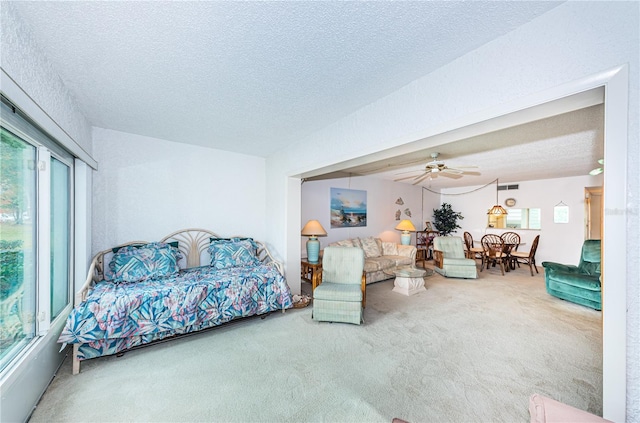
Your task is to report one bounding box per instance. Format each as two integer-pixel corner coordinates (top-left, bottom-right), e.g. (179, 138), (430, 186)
(388, 266), (431, 296)
(301, 259), (322, 291)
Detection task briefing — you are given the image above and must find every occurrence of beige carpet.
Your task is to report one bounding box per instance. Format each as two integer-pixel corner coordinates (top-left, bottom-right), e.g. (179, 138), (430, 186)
(29, 264), (602, 422)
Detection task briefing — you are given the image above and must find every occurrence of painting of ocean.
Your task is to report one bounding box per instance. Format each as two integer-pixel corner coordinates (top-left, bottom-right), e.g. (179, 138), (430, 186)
(330, 188), (367, 228)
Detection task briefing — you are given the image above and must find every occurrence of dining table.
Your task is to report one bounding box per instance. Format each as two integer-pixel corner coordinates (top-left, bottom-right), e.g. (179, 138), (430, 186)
(475, 239), (526, 271)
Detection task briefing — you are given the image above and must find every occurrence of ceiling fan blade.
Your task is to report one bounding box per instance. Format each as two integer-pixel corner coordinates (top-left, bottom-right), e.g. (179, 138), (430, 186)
(442, 168), (463, 175)
(412, 173), (433, 185)
(460, 171), (481, 176)
(440, 172), (463, 179)
(394, 173), (425, 182)
(394, 168), (424, 176)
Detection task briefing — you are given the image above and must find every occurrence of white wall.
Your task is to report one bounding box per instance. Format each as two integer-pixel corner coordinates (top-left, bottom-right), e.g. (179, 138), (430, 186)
(266, 3), (638, 420)
(441, 175), (603, 265)
(301, 176), (423, 254)
(91, 128), (267, 255)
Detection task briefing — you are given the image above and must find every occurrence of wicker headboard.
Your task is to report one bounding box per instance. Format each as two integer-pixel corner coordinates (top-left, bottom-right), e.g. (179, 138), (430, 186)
(77, 229), (283, 305)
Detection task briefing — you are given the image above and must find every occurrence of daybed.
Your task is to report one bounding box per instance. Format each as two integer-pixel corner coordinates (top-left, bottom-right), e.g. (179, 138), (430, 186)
(58, 229), (293, 374)
(328, 236), (416, 284)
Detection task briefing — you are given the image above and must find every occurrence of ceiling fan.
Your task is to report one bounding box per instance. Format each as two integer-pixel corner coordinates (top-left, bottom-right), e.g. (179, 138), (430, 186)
(394, 153), (479, 185)
(589, 158), (604, 175)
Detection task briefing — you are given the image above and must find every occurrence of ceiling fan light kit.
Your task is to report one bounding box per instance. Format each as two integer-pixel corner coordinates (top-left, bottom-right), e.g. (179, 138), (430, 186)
(393, 152), (479, 185)
(589, 158), (604, 176)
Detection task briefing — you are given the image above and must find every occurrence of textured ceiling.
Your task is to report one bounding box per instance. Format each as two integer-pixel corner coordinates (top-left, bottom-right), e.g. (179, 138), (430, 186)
(365, 103), (605, 188)
(10, 1), (562, 157)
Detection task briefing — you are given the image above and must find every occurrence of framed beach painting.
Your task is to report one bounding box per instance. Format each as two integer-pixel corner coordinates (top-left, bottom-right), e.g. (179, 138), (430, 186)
(330, 188), (367, 228)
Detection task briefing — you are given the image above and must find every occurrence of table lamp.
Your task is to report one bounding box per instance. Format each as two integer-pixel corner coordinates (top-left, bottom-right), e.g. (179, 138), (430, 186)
(395, 219), (416, 245)
(301, 220), (327, 263)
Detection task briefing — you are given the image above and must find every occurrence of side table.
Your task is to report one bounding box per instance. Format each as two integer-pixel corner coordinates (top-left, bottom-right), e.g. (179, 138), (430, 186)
(301, 259), (322, 291)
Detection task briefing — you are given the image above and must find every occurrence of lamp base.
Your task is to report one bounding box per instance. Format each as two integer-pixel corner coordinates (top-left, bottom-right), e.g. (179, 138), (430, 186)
(400, 232), (411, 245)
(306, 238), (320, 263)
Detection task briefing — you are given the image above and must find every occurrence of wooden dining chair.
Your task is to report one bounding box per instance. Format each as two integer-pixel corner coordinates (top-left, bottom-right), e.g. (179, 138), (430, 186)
(463, 231), (484, 265)
(500, 232), (521, 269)
(481, 234), (508, 275)
(510, 235), (540, 276)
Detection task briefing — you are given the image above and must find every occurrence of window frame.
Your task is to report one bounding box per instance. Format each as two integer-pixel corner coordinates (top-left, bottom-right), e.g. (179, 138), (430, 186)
(0, 99), (74, 371)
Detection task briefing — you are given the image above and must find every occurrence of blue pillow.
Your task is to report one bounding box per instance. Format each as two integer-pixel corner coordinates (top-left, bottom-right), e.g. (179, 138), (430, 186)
(109, 242), (180, 283)
(209, 238), (259, 269)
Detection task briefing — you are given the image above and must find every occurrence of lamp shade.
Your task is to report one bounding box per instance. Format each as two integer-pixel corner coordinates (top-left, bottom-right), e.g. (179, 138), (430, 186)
(395, 219), (416, 245)
(488, 205), (508, 215)
(301, 220), (327, 263)
(395, 220), (416, 232)
(301, 220), (327, 236)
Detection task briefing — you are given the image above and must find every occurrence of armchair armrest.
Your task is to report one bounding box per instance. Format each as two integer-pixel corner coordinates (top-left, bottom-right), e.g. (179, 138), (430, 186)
(541, 262), (580, 274)
(361, 272), (367, 308)
(397, 245), (417, 261)
(433, 249), (444, 269)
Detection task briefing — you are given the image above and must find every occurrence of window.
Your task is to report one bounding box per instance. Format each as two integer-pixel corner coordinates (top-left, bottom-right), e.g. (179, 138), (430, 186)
(0, 98), (73, 373)
(0, 128), (37, 370)
(488, 208), (541, 229)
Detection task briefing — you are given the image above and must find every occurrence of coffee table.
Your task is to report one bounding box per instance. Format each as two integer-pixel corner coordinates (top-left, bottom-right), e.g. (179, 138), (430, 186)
(387, 266), (432, 296)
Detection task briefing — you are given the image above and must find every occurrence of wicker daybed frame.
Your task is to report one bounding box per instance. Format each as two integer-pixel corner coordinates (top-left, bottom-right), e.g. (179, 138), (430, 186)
(70, 228), (285, 375)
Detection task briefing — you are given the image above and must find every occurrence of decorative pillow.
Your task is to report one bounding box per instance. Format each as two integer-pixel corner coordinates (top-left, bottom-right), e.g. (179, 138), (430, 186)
(209, 239), (259, 269)
(109, 242), (180, 283)
(360, 236), (381, 258)
(112, 241), (178, 254)
(352, 238), (363, 249)
(381, 242), (399, 256)
(329, 239), (354, 247)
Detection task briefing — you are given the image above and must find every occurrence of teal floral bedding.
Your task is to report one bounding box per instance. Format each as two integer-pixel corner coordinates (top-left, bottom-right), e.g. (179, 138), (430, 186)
(58, 264), (293, 361)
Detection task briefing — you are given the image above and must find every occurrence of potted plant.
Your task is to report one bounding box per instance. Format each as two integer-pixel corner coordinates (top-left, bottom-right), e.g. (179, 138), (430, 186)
(432, 203), (463, 236)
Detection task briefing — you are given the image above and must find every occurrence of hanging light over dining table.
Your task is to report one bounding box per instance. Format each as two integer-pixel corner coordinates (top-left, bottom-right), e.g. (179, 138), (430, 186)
(488, 179), (508, 215)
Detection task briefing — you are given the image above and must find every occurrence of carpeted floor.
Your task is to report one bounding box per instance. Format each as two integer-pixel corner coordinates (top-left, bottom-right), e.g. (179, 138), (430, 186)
(29, 264), (602, 423)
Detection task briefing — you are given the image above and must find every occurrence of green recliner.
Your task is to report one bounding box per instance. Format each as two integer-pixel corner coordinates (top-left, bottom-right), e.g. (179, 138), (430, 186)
(541, 240), (601, 310)
(432, 236), (478, 279)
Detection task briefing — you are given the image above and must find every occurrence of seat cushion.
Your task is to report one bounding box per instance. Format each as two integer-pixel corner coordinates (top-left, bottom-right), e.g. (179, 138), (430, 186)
(364, 256), (395, 273)
(314, 282), (362, 302)
(442, 257), (477, 267)
(385, 255), (413, 267)
(548, 272), (601, 290)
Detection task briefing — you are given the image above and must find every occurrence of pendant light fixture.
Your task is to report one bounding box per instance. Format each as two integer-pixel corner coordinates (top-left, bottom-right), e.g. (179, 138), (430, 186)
(488, 179), (508, 215)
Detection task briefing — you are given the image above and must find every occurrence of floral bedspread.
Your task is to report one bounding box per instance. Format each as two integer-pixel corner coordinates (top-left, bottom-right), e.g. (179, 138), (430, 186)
(58, 264), (292, 360)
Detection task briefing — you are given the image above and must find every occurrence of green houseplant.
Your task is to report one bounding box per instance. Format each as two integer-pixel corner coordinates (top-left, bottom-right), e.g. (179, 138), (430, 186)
(432, 203), (464, 236)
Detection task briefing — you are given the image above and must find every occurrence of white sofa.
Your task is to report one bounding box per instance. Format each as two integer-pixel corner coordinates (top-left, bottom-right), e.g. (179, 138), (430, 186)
(328, 236), (417, 284)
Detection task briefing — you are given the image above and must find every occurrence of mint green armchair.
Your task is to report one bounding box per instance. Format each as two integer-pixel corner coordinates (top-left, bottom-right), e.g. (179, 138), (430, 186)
(313, 246), (365, 325)
(432, 236), (478, 279)
(542, 240), (601, 310)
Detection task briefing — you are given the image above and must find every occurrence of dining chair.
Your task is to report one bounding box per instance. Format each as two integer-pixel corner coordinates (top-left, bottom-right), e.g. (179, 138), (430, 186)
(463, 231), (484, 265)
(481, 234), (508, 275)
(500, 232), (521, 269)
(510, 235), (540, 276)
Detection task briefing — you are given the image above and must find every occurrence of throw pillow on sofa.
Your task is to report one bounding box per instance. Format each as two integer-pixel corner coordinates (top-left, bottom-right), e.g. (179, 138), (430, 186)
(360, 236), (382, 258)
(381, 242), (399, 256)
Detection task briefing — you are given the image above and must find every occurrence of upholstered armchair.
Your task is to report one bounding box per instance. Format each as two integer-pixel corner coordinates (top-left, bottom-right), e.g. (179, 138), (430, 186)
(432, 236), (478, 279)
(313, 246), (366, 325)
(541, 240), (601, 310)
